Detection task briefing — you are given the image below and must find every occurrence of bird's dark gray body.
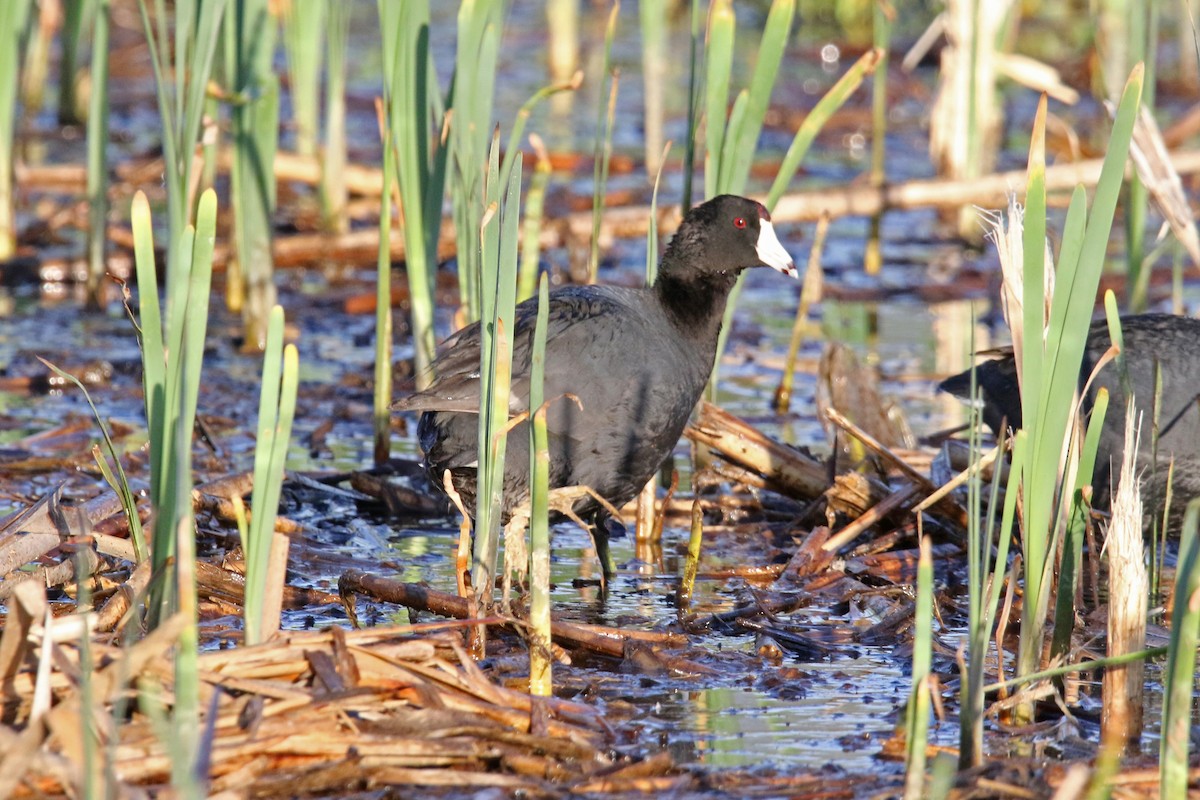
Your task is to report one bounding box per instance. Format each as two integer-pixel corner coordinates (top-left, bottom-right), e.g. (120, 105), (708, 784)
(411, 284), (719, 520)
(394, 195), (797, 546)
(940, 313), (1200, 502)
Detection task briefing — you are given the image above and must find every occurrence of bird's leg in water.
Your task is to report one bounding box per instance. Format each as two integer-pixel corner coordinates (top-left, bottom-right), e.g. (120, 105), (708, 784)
(546, 486), (623, 590)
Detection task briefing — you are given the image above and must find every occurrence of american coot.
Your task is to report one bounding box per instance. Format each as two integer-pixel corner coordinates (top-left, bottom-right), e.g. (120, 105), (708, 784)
(394, 194), (796, 576)
(939, 313), (1200, 507)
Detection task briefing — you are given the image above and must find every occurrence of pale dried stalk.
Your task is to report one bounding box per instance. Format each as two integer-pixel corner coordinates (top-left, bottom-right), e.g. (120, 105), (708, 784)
(1127, 105), (1200, 267)
(1101, 403), (1147, 751)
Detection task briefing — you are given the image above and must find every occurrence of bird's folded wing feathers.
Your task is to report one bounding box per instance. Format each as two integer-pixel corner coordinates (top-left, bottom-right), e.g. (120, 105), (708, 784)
(391, 290), (631, 416)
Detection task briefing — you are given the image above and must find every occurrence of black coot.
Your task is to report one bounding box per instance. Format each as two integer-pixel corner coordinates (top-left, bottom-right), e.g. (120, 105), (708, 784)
(394, 195), (796, 575)
(939, 313), (1200, 506)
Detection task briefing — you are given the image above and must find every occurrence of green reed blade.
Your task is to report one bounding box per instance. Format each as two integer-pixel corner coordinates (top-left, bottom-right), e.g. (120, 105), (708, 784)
(903, 535), (933, 798)
(131, 192), (164, 445)
(281, 0), (326, 158)
(1125, 0), (1152, 311)
(724, 0), (793, 194)
(183, 190), (216, 433)
(528, 274), (552, 696)
(0, 0), (32, 260)
(449, 0), (505, 323)
(245, 306), (299, 645)
(58, 0), (89, 124)
(380, 0), (442, 386)
(703, 0), (734, 200)
(490, 163), (523, 601)
(1018, 95), (1048, 448)
(374, 111), (395, 466)
(639, 0), (666, 175)
(500, 72), (580, 193)
(1160, 499), (1200, 795)
(645, 141), (670, 286)
(766, 48), (880, 210)
(588, 1), (620, 284)
(136, 0), (225, 279)
(716, 89), (749, 193)
(227, 0), (279, 348)
(519, 136), (552, 303)
(320, 1), (349, 233)
(472, 131), (509, 608)
(85, 0), (112, 307)
(680, 0), (702, 211)
(245, 306), (285, 639)
(959, 320), (985, 769)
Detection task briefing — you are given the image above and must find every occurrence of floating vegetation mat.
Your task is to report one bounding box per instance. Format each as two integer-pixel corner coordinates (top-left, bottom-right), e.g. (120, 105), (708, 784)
(0, 616), (659, 797)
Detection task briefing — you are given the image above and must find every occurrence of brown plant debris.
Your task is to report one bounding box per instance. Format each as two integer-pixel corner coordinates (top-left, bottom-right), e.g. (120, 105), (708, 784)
(0, 611), (676, 798)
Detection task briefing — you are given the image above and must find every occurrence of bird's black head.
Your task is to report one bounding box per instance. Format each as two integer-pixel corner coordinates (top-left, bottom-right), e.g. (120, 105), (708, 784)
(661, 194), (796, 280)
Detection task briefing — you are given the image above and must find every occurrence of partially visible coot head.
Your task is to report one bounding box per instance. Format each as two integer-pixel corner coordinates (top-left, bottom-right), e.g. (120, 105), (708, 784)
(661, 194), (796, 280)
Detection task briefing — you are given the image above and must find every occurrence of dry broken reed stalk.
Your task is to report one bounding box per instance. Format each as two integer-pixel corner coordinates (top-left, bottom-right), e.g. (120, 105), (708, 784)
(1101, 403), (1148, 753)
(1, 609), (622, 798)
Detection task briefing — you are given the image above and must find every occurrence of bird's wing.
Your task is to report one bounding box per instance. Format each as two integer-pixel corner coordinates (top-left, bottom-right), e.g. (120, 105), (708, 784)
(392, 288), (636, 417)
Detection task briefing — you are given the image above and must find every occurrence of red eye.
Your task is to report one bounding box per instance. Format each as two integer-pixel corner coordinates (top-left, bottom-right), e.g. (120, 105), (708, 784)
(733, 217), (747, 229)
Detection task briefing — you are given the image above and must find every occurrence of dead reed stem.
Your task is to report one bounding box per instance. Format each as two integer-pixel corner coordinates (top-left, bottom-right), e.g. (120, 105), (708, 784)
(1101, 404), (1148, 752)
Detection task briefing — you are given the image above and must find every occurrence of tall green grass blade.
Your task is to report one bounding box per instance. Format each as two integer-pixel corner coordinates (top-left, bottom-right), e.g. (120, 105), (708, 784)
(645, 142), (670, 286)
(183, 192), (216, 429)
(1019, 95), (1048, 455)
(171, 519), (202, 799)
(137, 0), (225, 282)
(639, 0), (665, 174)
(716, 90), (749, 193)
(59, 0), (88, 125)
(85, 0), (112, 308)
(130, 193), (165, 533)
(499, 73), (579, 194)
(903, 535), (933, 799)
(864, 1), (891, 277)
(227, 0), (279, 348)
(76, 552), (99, 800)
(680, 0), (702, 211)
(1124, 0), (1151, 311)
(19, 1), (52, 116)
(472, 140), (521, 610)
(320, 1), (349, 233)
(1050, 388), (1108, 677)
(528, 274), (552, 696)
(986, 431), (1024, 636)
(519, 136), (552, 303)
(380, 0), (444, 387)
(766, 49), (880, 210)
(244, 306), (299, 644)
(959, 320), (985, 769)
(723, 0), (793, 194)
(0, 0), (32, 261)
(703, 0), (734, 200)
(588, 2), (620, 285)
(1160, 499), (1200, 796)
(135, 188), (216, 626)
(374, 110), (395, 466)
(449, 0), (502, 323)
(1040, 71), (1141, 410)
(281, 0), (325, 158)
